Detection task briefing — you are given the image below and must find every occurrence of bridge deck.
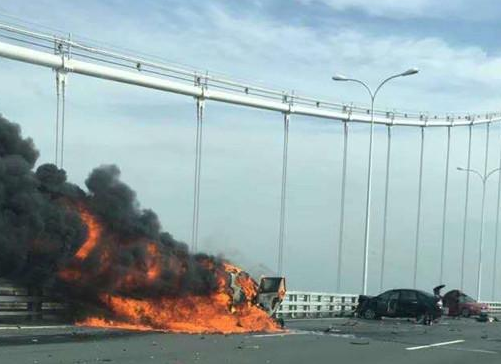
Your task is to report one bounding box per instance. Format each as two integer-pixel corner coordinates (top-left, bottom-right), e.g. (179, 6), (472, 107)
(0, 317), (499, 363)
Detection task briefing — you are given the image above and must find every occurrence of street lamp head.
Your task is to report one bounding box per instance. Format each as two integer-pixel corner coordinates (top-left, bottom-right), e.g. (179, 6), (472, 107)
(400, 68), (419, 77)
(457, 167), (465, 171)
(332, 74), (349, 81)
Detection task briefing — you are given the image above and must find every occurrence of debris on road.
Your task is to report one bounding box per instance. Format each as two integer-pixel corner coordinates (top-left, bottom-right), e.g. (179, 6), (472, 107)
(477, 313), (496, 323)
(236, 344), (260, 350)
(341, 320), (358, 327)
(350, 339), (370, 345)
(323, 325), (341, 333)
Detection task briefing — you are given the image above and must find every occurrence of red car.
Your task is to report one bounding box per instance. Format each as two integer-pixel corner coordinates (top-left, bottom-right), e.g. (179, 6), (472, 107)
(442, 289), (489, 317)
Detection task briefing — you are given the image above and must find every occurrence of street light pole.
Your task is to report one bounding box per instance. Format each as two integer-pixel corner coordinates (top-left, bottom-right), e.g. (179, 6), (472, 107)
(457, 166), (501, 301)
(332, 68), (419, 295)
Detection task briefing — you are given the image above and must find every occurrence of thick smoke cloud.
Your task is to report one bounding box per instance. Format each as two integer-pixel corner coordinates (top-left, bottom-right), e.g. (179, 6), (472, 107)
(0, 114), (85, 286)
(0, 114), (222, 314)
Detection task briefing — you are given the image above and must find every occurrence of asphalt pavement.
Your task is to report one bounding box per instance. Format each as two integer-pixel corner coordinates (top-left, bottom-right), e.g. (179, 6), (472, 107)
(0, 317), (500, 364)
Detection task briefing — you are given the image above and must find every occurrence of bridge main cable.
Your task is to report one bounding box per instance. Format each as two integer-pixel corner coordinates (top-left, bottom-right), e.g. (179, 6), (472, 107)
(0, 26), (500, 128)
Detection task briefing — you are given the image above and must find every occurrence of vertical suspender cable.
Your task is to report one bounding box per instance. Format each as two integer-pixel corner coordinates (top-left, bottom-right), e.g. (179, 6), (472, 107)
(54, 72), (60, 166)
(60, 76), (66, 169)
(413, 126), (425, 289)
(54, 71), (67, 169)
(493, 124), (501, 300)
(194, 100), (204, 251)
(336, 121), (348, 292)
(461, 124), (473, 290)
(191, 98), (204, 252)
(477, 122), (490, 300)
(439, 126), (451, 284)
(380, 125), (392, 291)
(277, 113), (290, 276)
(191, 100), (201, 251)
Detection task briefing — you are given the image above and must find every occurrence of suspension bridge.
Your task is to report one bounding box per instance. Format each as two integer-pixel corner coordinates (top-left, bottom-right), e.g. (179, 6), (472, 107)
(1, 20), (501, 302)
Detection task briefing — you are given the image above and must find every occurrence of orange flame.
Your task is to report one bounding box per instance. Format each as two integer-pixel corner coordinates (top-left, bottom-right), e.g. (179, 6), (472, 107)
(146, 243), (161, 282)
(74, 207), (101, 260)
(78, 291), (278, 334)
(60, 207), (281, 334)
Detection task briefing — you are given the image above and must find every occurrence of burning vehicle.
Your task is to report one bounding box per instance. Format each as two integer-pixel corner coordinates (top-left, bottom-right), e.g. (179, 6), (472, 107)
(0, 114), (284, 334)
(356, 288), (443, 324)
(230, 274), (286, 326)
(441, 289), (489, 317)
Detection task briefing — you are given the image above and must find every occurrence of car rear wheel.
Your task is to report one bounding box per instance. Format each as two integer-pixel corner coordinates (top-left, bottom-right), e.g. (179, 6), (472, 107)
(461, 308), (470, 318)
(363, 308), (377, 320)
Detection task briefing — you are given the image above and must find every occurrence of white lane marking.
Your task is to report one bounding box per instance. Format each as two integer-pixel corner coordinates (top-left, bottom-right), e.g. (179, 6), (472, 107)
(406, 339), (465, 351)
(251, 333), (294, 338)
(0, 325), (72, 330)
(250, 330), (355, 339)
(251, 330), (316, 338)
(284, 318), (347, 322)
(446, 347), (498, 355)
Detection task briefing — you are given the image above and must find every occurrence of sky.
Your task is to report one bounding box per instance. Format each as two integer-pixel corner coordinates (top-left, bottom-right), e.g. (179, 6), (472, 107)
(1, 0), (501, 299)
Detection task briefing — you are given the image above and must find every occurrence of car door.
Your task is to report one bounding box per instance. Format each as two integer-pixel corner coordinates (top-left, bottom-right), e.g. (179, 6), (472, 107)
(398, 290), (419, 317)
(387, 290), (400, 317)
(375, 291), (392, 316)
(377, 290), (399, 317)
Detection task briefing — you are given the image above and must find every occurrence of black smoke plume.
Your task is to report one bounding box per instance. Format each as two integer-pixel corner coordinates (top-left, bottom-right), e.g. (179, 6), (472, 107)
(0, 114), (222, 315)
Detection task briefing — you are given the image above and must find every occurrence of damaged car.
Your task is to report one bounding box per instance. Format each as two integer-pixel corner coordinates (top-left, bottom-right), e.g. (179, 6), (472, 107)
(228, 272), (286, 326)
(442, 289), (489, 317)
(356, 288), (442, 324)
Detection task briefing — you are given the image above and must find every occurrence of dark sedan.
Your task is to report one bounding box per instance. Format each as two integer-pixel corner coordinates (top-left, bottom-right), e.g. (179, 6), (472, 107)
(356, 288), (443, 324)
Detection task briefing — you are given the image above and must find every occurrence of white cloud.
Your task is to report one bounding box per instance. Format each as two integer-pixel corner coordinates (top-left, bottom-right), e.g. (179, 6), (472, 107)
(304, 0), (434, 17)
(131, 3), (501, 113)
(301, 0), (500, 20)
(2, 1), (501, 113)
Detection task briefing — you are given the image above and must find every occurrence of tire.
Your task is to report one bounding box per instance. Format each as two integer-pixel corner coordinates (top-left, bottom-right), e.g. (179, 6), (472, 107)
(363, 308), (377, 320)
(461, 308), (470, 318)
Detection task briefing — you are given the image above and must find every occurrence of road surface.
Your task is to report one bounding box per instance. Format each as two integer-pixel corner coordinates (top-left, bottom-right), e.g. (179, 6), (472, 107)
(0, 317), (500, 363)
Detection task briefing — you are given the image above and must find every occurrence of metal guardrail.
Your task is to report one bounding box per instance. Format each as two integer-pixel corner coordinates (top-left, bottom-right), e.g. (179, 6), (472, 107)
(0, 279), (66, 322)
(276, 291), (501, 319)
(276, 291), (358, 318)
(1, 279), (500, 322)
(481, 301), (501, 314)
